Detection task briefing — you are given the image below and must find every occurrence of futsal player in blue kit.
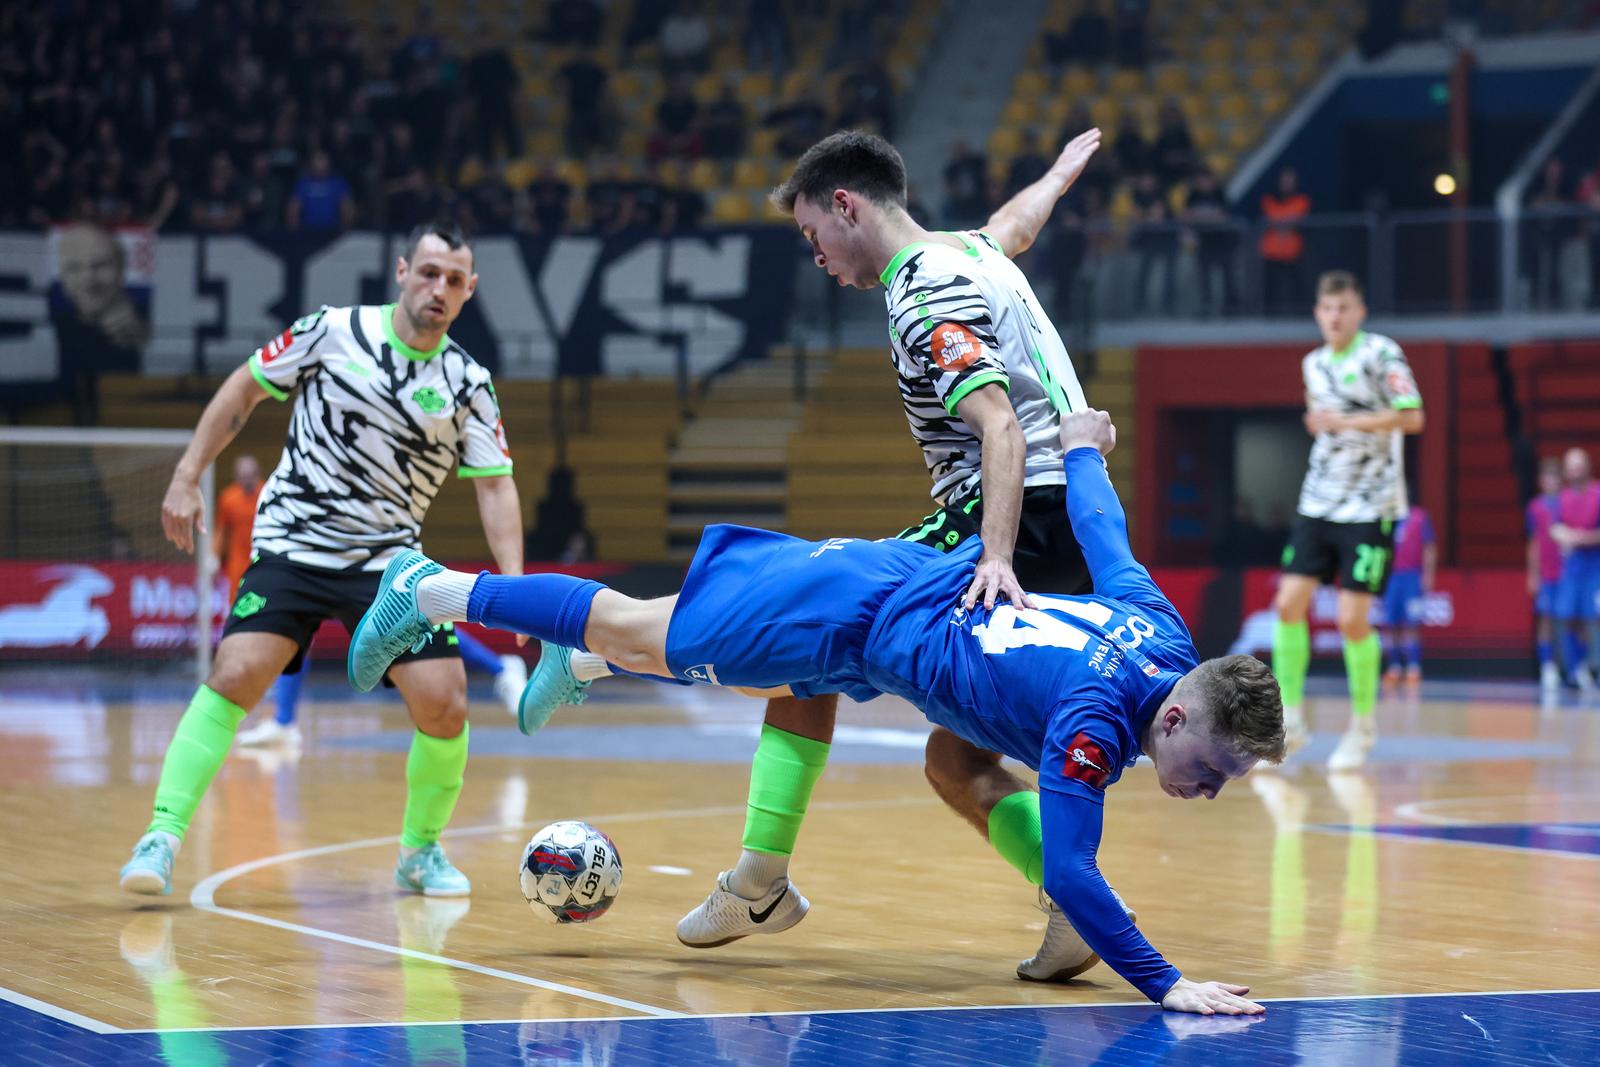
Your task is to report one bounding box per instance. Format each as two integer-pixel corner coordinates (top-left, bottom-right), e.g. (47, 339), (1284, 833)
(351, 410), (1283, 1015)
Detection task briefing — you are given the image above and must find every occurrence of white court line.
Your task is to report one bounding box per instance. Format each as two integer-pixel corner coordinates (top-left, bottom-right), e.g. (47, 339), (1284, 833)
(0, 983), (121, 1034)
(189, 797), (938, 1022)
(1306, 824), (1600, 862)
(1393, 794), (1592, 827)
(117, 985), (1600, 1035)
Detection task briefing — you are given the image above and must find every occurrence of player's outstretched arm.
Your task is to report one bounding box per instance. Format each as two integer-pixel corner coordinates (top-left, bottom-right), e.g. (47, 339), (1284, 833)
(982, 127), (1102, 258)
(1040, 787), (1264, 1014)
(1059, 410), (1136, 581)
(162, 363), (272, 554)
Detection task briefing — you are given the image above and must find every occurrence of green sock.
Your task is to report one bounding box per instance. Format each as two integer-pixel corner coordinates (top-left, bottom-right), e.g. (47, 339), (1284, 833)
(1273, 620), (1310, 707)
(1344, 632), (1381, 717)
(987, 789), (1044, 885)
(742, 724), (831, 855)
(148, 686), (249, 839)
(401, 725), (469, 850)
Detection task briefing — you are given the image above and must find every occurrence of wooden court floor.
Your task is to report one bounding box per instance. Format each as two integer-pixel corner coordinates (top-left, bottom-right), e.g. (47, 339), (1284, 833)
(1, 668), (1598, 1063)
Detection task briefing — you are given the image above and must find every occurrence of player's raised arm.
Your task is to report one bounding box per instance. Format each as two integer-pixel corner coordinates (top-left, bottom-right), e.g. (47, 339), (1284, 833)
(1058, 409), (1135, 580)
(982, 128), (1102, 258)
(1039, 785), (1263, 1015)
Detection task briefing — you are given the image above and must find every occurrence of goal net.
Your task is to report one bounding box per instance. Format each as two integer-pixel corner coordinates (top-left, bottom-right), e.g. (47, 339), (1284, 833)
(0, 428), (214, 683)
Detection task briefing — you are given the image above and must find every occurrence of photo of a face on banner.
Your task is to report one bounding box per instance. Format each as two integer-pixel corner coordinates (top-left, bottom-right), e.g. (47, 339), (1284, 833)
(48, 222), (153, 422)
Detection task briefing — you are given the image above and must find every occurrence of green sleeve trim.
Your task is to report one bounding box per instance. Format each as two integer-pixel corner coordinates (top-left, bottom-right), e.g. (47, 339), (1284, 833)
(1391, 396), (1422, 410)
(382, 303), (450, 361)
(944, 370), (1010, 416)
(457, 464), (514, 479)
(248, 355), (290, 402)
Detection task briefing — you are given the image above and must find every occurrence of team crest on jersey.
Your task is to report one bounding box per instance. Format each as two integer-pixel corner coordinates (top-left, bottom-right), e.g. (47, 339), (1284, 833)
(1062, 732), (1111, 789)
(412, 386), (447, 415)
(930, 323), (982, 370)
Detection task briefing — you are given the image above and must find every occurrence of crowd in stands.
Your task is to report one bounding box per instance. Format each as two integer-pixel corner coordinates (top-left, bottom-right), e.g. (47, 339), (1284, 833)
(3, 0), (904, 237)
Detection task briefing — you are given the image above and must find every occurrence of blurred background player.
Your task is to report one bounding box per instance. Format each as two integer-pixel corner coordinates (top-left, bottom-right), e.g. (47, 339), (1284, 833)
(1528, 457), (1567, 692)
(1272, 271), (1424, 770)
(1381, 499), (1435, 688)
(119, 222), (522, 899)
(1552, 446), (1600, 691)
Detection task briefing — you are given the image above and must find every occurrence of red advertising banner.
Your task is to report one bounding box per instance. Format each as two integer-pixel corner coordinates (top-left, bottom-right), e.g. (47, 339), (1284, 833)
(0, 561), (627, 658)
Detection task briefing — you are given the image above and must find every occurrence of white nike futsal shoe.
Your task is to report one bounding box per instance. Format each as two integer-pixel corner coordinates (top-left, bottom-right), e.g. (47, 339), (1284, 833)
(1017, 885), (1138, 983)
(676, 871), (810, 948)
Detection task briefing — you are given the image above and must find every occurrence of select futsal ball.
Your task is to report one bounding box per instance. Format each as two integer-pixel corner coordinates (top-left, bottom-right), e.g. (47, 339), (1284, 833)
(518, 820), (623, 924)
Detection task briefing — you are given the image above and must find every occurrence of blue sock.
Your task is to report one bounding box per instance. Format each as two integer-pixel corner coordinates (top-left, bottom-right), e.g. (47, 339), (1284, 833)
(1538, 640), (1554, 666)
(454, 627), (502, 676)
(1404, 637), (1421, 667)
(468, 573), (604, 652)
(1563, 631), (1586, 676)
(274, 656), (308, 725)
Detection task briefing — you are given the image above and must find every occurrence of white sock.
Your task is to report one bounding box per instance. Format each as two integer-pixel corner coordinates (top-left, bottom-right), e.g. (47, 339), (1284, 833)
(729, 849), (790, 898)
(415, 571), (476, 623)
(570, 651), (614, 682)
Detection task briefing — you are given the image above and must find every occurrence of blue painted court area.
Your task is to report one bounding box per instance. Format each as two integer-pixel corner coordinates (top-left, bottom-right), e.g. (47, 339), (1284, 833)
(1315, 822), (1600, 858)
(6, 990), (1598, 1065)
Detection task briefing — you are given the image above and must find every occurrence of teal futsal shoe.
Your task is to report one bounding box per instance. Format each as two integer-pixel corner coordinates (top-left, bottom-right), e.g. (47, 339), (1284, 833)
(517, 641), (591, 736)
(348, 550), (443, 692)
(120, 832), (176, 896)
(394, 842), (471, 897)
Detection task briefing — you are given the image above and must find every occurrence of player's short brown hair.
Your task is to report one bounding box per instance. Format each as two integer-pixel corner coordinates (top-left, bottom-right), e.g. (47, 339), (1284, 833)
(1316, 270), (1364, 299)
(770, 130), (908, 214)
(1186, 655), (1286, 763)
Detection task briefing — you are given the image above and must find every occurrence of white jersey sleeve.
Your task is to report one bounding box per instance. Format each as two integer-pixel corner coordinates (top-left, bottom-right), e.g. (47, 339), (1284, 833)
(887, 265), (1008, 417)
(458, 376), (513, 477)
(248, 308), (331, 400)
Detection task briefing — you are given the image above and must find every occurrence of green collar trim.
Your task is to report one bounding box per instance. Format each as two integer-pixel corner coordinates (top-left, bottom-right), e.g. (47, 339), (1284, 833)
(879, 241), (948, 286)
(1330, 331), (1365, 361)
(382, 304), (450, 361)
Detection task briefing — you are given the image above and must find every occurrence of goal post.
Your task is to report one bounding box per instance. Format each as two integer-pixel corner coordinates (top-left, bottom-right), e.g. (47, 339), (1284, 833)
(0, 427), (215, 684)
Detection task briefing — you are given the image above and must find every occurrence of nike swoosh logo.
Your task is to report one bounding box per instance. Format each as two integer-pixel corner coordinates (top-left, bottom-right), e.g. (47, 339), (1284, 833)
(748, 887), (787, 924)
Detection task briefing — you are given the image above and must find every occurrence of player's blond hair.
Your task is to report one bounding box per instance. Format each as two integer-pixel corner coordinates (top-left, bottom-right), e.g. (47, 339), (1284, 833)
(1185, 655), (1287, 763)
(1316, 270), (1364, 299)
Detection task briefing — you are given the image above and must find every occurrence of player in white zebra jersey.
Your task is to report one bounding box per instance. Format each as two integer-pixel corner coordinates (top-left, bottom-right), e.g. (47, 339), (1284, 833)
(120, 222), (524, 899)
(1271, 271), (1423, 770)
(593, 127), (1128, 974)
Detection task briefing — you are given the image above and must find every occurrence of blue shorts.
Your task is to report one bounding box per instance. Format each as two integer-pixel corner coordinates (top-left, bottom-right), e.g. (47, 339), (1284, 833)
(1556, 551), (1600, 621)
(1535, 579), (1561, 618)
(1381, 570), (1423, 626)
(663, 525), (941, 696)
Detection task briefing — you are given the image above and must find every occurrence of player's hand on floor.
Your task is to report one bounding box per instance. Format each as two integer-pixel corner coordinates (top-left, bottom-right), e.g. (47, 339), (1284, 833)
(964, 554), (1033, 611)
(1159, 977), (1264, 1016)
(161, 477), (207, 554)
(1059, 409), (1116, 456)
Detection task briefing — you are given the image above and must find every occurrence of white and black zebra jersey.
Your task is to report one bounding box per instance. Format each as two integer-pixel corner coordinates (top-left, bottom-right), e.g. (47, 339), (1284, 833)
(882, 230), (1087, 503)
(246, 304), (512, 571)
(1296, 330), (1421, 524)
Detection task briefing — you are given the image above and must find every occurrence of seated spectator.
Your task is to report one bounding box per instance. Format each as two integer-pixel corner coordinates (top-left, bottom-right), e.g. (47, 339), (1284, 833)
(1114, 0), (1150, 68)
(1182, 168), (1238, 315)
(661, 161), (707, 232)
(835, 62), (896, 137)
(466, 45), (522, 161)
(559, 50), (619, 158)
(1006, 130), (1052, 199)
(385, 165), (437, 229)
(628, 165), (669, 234)
(470, 167), (515, 232)
(659, 0), (713, 76)
(766, 94), (828, 158)
(241, 152), (285, 230)
(1047, 1), (1111, 78)
(287, 150), (354, 232)
(1151, 100), (1197, 187)
(941, 139), (990, 228)
(586, 158), (630, 233)
(1112, 110), (1149, 180)
(702, 80), (748, 164)
(542, 0), (604, 48)
(648, 73), (703, 163)
(743, 1), (791, 76)
(527, 164), (573, 234)
(190, 152), (244, 233)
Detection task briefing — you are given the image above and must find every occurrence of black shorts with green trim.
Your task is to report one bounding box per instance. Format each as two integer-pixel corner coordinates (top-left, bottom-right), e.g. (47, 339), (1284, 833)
(1281, 514), (1397, 595)
(222, 552), (460, 682)
(896, 484), (1092, 595)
